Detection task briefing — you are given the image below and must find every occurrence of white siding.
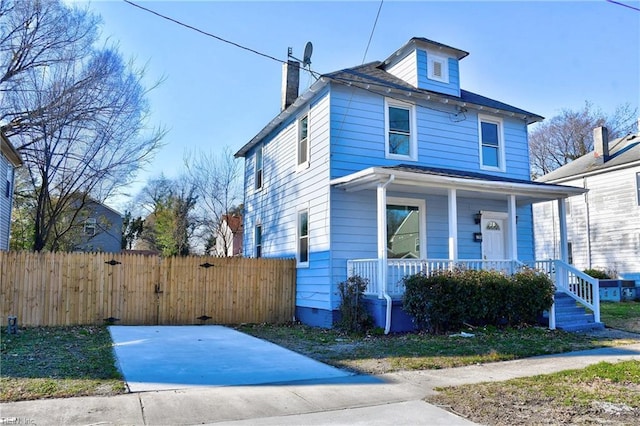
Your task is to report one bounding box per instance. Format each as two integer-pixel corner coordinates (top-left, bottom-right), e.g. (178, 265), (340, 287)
(386, 50), (418, 87)
(534, 165), (640, 274)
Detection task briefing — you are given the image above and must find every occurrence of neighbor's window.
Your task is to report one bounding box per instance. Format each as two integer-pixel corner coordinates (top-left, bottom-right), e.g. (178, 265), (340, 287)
(298, 209), (309, 265)
(298, 114), (309, 167)
(385, 99), (416, 160)
(84, 218), (97, 236)
(254, 145), (263, 190)
(255, 224), (262, 258)
(567, 242), (573, 265)
(479, 115), (504, 171)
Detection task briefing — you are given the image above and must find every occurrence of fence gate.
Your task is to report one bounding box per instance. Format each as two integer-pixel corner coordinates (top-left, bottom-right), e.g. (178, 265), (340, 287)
(0, 252), (296, 327)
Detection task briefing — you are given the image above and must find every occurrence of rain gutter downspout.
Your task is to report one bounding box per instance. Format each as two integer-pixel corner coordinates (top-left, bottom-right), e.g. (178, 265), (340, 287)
(377, 175), (395, 335)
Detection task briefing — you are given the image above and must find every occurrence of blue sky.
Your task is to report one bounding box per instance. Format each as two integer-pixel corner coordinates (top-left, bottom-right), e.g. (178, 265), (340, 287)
(79, 0), (640, 210)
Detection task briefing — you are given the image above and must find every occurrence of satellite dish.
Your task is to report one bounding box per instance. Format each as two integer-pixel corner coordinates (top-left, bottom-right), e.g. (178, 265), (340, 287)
(303, 41), (313, 67)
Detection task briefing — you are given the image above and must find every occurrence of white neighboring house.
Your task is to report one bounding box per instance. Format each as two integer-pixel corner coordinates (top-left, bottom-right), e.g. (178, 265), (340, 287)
(533, 125), (640, 281)
(215, 214), (243, 257)
(1, 130), (23, 250)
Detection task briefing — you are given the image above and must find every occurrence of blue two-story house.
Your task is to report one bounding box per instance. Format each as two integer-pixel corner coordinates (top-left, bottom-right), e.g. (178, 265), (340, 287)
(235, 38), (600, 332)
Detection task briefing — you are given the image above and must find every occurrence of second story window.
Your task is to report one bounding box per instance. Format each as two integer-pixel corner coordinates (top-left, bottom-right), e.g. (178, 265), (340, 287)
(385, 99), (417, 161)
(479, 115), (504, 171)
(298, 115), (309, 167)
(255, 224), (262, 258)
(84, 218), (97, 236)
(254, 145), (263, 190)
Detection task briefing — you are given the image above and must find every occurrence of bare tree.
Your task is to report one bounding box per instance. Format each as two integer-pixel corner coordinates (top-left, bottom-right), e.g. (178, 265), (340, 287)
(184, 147), (242, 256)
(529, 102), (638, 178)
(1, 0), (164, 251)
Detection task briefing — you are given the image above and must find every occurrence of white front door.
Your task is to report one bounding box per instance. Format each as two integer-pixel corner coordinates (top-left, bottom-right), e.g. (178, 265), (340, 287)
(482, 216), (506, 260)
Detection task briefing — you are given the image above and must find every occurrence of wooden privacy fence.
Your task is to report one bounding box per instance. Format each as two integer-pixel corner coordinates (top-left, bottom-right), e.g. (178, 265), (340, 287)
(0, 251), (296, 327)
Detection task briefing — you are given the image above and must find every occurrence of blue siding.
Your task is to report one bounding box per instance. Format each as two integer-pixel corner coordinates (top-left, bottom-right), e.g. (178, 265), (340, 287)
(416, 50), (460, 97)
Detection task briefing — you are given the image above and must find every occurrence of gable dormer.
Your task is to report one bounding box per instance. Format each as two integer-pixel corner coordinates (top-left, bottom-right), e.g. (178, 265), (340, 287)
(382, 37), (468, 97)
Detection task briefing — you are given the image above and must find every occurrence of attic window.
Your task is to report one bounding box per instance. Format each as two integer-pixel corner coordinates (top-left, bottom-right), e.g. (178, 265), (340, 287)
(427, 54), (449, 83)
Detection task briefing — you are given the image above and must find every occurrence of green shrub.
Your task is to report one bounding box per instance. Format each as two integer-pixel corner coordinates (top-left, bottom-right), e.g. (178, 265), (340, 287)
(337, 275), (372, 333)
(583, 268), (612, 279)
(402, 268), (554, 333)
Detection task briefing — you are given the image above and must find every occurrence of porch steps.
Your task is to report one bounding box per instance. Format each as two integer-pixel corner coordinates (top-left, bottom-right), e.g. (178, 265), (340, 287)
(554, 292), (604, 332)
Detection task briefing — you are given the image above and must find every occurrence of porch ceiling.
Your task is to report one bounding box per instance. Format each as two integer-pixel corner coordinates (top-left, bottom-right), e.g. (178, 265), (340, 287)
(330, 165), (587, 204)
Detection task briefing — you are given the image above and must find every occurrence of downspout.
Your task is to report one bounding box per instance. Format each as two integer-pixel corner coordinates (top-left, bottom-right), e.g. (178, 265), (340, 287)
(377, 175), (395, 335)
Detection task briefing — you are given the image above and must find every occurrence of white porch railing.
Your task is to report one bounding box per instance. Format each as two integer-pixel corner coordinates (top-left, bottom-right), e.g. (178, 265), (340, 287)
(347, 258), (526, 298)
(525, 259), (600, 326)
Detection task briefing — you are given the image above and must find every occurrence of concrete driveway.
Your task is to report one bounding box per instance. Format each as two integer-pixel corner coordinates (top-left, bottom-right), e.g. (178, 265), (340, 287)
(109, 325), (365, 392)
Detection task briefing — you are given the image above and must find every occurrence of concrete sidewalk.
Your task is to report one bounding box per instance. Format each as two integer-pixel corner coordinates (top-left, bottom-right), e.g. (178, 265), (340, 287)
(2, 342), (640, 426)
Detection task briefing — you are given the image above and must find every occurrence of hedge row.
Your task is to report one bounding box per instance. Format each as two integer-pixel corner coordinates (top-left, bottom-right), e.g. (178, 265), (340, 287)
(402, 269), (554, 333)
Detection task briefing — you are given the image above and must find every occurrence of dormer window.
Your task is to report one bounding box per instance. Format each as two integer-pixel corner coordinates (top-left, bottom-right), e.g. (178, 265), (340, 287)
(427, 54), (449, 84)
(385, 98), (417, 161)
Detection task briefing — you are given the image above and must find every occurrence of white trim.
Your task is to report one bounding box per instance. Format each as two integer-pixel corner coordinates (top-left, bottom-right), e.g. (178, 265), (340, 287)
(427, 52), (449, 84)
(384, 98), (417, 161)
(478, 114), (506, 172)
(296, 110), (310, 171)
(296, 206), (310, 268)
(447, 189), (457, 261)
(387, 196), (427, 259)
(254, 145), (264, 192)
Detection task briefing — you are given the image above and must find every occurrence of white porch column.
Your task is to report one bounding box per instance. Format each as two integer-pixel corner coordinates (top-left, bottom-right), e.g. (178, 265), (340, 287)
(377, 181), (389, 298)
(557, 198), (568, 263)
(448, 188), (458, 261)
(507, 194), (518, 260)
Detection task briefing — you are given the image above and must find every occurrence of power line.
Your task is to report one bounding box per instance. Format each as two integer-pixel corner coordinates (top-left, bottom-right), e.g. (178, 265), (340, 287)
(361, 0), (384, 64)
(123, 0), (286, 65)
(605, 0), (640, 12)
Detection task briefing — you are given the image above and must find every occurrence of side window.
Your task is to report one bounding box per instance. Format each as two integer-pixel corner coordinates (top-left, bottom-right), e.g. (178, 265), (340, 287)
(297, 209), (309, 266)
(255, 224), (262, 258)
(5, 169), (11, 198)
(254, 145), (263, 190)
(297, 114), (309, 168)
(385, 99), (417, 161)
(479, 115), (504, 171)
(636, 172), (640, 206)
(84, 218), (97, 236)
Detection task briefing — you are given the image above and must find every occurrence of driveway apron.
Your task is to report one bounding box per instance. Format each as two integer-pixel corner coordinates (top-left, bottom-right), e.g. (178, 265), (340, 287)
(109, 325), (356, 392)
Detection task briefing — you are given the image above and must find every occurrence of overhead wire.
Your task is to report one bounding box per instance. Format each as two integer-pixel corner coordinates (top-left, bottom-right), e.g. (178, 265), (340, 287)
(605, 0), (640, 12)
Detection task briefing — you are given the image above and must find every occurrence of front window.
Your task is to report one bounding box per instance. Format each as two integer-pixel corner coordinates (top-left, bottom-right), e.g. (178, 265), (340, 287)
(255, 225), (262, 258)
(386, 198), (425, 259)
(254, 145), (263, 190)
(298, 115), (309, 167)
(385, 99), (416, 160)
(298, 209), (309, 265)
(479, 116), (504, 171)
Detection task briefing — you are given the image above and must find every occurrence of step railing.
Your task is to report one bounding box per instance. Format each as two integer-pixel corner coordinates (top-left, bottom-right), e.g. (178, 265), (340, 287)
(526, 259), (600, 328)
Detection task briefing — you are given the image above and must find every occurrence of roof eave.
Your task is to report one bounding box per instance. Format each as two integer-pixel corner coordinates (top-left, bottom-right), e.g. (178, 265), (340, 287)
(1, 131), (23, 167)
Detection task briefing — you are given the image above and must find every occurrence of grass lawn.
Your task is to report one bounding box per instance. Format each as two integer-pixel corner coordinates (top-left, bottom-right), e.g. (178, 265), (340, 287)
(601, 301), (640, 333)
(238, 323), (639, 374)
(0, 326), (125, 402)
(428, 360), (640, 425)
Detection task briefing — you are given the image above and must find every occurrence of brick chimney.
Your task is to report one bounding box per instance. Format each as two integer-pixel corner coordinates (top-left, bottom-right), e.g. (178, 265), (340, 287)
(281, 59), (300, 111)
(593, 126), (609, 162)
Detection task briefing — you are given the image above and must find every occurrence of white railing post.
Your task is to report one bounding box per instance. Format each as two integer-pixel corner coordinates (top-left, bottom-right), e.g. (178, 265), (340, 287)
(593, 279), (601, 323)
(549, 302), (556, 330)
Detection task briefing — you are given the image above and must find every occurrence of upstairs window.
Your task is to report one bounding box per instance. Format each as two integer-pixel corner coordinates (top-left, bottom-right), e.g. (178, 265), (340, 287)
(297, 115), (309, 168)
(298, 209), (309, 266)
(84, 218), (97, 236)
(254, 145), (263, 190)
(385, 99), (417, 161)
(636, 172), (640, 206)
(479, 115), (504, 171)
(255, 224), (262, 258)
(427, 54), (449, 83)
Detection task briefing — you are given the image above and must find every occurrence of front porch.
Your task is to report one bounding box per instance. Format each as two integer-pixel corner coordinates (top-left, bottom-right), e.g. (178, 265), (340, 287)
(347, 258), (603, 332)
